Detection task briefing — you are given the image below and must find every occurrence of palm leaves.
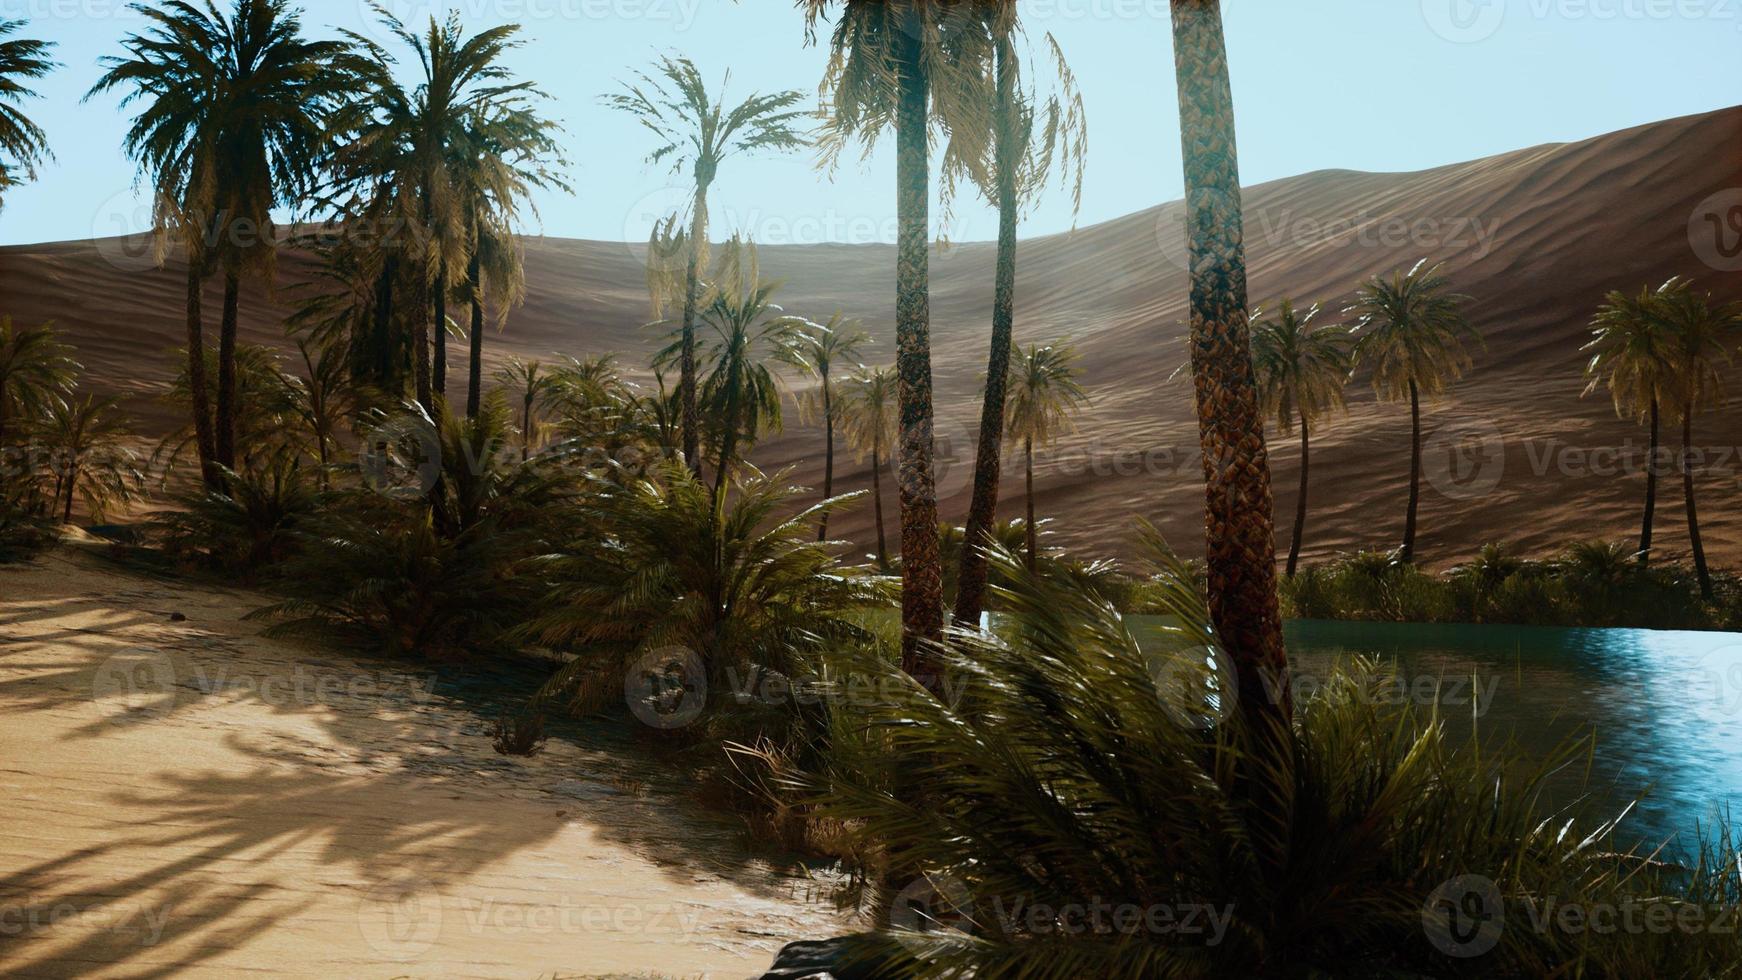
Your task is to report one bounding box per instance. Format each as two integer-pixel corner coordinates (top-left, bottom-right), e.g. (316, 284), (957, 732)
(1583, 279), (1680, 565)
(1004, 342), (1087, 571)
(837, 365), (899, 569)
(1350, 260), (1479, 563)
(779, 312), (872, 540)
(0, 19), (56, 208)
(40, 393), (140, 524)
(1654, 279), (1740, 599)
(0, 317), (77, 449)
(608, 52), (807, 475)
(1252, 300), (1352, 577)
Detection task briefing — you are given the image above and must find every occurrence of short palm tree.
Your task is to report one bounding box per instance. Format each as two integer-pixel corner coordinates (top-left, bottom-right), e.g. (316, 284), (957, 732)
(801, 0), (995, 673)
(288, 338), (356, 488)
(838, 365), (899, 570)
(0, 19), (56, 210)
(606, 53), (807, 475)
(953, 8), (1088, 628)
(1004, 342), (1087, 572)
(0, 317), (77, 449)
(494, 356), (556, 460)
(1168, 0), (1290, 727)
(1583, 281), (1679, 566)
(779, 311), (871, 541)
(1349, 260), (1479, 564)
(92, 0), (347, 485)
(1656, 279), (1740, 600)
(1252, 299), (1353, 577)
(41, 394), (140, 524)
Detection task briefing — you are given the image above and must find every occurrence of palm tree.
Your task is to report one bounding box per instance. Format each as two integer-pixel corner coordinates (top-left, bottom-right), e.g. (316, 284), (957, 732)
(1168, 0), (1289, 725)
(1252, 300), (1353, 578)
(92, 0), (347, 484)
(494, 356), (555, 460)
(1583, 281), (1679, 567)
(779, 312), (871, 541)
(606, 54), (807, 475)
(838, 365), (899, 570)
(802, 0), (994, 673)
(288, 338), (355, 489)
(0, 19), (56, 211)
(0, 317), (77, 450)
(1349, 260), (1478, 564)
(335, 6), (539, 412)
(953, 10), (1087, 628)
(42, 394), (139, 524)
(1003, 342), (1087, 572)
(1656, 279), (1739, 600)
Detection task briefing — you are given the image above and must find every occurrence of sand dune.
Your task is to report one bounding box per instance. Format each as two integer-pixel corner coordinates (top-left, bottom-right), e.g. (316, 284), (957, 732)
(3, 106), (1740, 568)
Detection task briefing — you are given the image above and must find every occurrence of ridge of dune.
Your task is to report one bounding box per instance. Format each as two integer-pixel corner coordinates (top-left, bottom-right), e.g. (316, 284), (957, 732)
(3, 105), (1740, 567)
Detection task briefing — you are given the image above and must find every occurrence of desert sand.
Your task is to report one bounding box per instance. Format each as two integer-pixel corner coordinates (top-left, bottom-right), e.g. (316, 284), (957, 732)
(0, 540), (846, 978)
(1, 107), (1739, 568)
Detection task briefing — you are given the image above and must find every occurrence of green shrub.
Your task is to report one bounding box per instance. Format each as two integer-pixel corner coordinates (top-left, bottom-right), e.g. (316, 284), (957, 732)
(157, 456), (323, 581)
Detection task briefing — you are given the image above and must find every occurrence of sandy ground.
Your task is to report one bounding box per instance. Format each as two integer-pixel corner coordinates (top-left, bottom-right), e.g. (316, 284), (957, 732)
(0, 543), (848, 979)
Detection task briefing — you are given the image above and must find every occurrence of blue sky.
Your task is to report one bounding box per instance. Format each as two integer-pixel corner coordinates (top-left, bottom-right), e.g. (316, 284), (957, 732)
(1, 0), (1738, 246)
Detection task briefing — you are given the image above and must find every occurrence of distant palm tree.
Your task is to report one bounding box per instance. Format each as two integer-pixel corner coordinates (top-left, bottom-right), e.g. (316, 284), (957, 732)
(801, 0), (994, 672)
(779, 312), (871, 541)
(1252, 300), (1353, 577)
(494, 356), (555, 460)
(0, 317), (77, 449)
(606, 54), (807, 475)
(1655, 279), (1739, 600)
(289, 338), (355, 489)
(42, 394), (139, 524)
(838, 365), (898, 570)
(954, 12), (1088, 627)
(1168, 0), (1290, 725)
(92, 0), (347, 484)
(0, 19), (56, 211)
(1583, 281), (1679, 566)
(1004, 342), (1087, 571)
(1350, 260), (1479, 563)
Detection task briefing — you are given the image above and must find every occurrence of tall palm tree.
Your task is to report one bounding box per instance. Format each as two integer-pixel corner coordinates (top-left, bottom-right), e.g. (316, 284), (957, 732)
(335, 6), (536, 412)
(953, 10), (1087, 628)
(779, 312), (871, 541)
(838, 365), (898, 570)
(1252, 299), (1353, 578)
(1583, 281), (1679, 567)
(1349, 260), (1478, 564)
(0, 317), (76, 450)
(1168, 0), (1289, 725)
(0, 19), (56, 211)
(92, 0), (347, 484)
(606, 54), (807, 475)
(802, 0), (994, 673)
(1656, 279), (1739, 600)
(1002, 342), (1087, 572)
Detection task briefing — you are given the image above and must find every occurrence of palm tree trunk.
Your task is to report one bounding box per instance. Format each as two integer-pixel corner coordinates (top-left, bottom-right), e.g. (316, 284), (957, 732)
(1402, 378), (1422, 562)
(433, 271), (448, 398)
(954, 32), (1020, 627)
(1024, 437), (1037, 573)
(1170, 0), (1290, 725)
(467, 249), (485, 420)
(62, 456), (76, 523)
(1640, 398), (1660, 566)
(0, 381), (8, 449)
(893, 17), (945, 677)
(373, 257), (397, 389)
(413, 277), (433, 412)
(1287, 419), (1309, 578)
(214, 269), (241, 471)
(679, 185), (709, 477)
(818, 378), (836, 542)
(1682, 408), (1713, 599)
(872, 446), (888, 570)
(714, 374), (742, 505)
(183, 259), (218, 489)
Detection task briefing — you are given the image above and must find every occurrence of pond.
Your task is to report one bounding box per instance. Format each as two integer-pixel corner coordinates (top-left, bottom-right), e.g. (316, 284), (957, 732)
(1186, 619), (1742, 854)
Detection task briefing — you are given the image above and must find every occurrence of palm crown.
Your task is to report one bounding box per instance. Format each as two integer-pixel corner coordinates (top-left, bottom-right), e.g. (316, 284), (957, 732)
(1349, 260), (1479, 400)
(0, 19), (56, 204)
(1252, 299), (1353, 433)
(1583, 280), (1680, 423)
(1005, 341), (1088, 448)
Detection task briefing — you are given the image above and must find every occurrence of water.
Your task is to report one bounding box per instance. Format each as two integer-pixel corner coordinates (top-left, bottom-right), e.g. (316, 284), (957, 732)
(1160, 619), (1742, 852)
